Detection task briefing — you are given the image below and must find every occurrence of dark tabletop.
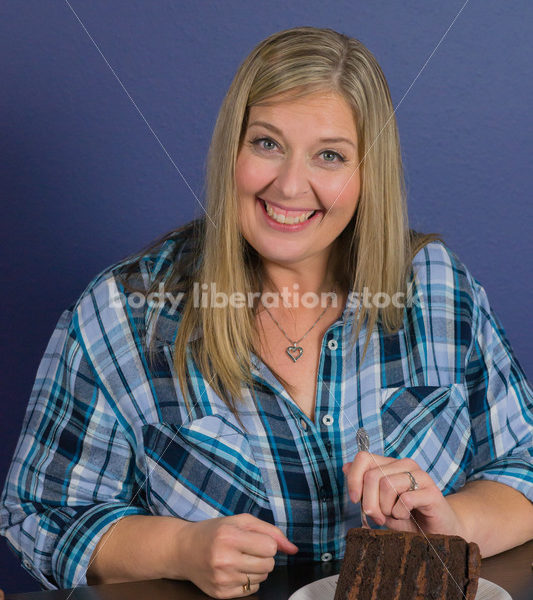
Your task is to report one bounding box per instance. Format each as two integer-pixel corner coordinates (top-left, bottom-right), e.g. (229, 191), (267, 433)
(6, 540), (532, 600)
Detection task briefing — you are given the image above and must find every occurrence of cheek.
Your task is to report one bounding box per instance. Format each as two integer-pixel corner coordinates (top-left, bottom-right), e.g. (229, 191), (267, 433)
(234, 155), (248, 197)
(236, 155), (259, 192)
(321, 174), (361, 212)
(236, 153), (280, 196)
(235, 161), (259, 232)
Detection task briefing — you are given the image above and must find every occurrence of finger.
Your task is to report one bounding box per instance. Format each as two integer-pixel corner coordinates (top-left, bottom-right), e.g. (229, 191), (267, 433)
(381, 472), (440, 532)
(354, 455), (401, 521)
(232, 570), (267, 598)
(235, 529), (280, 558)
(210, 579), (261, 599)
(233, 580), (261, 598)
(344, 453), (396, 503)
(240, 570), (270, 585)
(238, 553), (275, 576)
(378, 471), (419, 520)
(358, 458), (421, 522)
(382, 513), (419, 533)
(275, 536), (299, 555)
(391, 484), (441, 522)
(361, 464), (388, 524)
(237, 514), (299, 554)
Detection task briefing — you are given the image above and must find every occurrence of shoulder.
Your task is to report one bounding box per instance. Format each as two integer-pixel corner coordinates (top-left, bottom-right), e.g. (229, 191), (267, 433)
(72, 219), (202, 312)
(407, 240), (485, 331)
(67, 219), (202, 357)
(410, 240), (480, 300)
(411, 240), (472, 288)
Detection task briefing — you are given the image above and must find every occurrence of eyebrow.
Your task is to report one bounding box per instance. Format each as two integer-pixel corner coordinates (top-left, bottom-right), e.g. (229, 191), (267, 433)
(248, 120), (356, 150)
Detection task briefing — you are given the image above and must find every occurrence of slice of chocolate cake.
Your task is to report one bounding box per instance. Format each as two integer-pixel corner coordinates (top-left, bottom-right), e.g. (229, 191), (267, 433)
(334, 528), (481, 600)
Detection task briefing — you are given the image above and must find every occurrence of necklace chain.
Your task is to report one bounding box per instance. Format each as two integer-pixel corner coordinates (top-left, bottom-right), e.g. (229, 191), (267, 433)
(261, 286), (337, 362)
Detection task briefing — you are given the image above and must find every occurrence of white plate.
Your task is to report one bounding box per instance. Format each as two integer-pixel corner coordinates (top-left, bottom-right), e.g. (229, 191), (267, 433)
(288, 575), (512, 600)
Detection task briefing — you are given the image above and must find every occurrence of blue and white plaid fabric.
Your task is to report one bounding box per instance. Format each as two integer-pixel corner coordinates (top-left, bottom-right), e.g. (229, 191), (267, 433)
(1, 220), (532, 590)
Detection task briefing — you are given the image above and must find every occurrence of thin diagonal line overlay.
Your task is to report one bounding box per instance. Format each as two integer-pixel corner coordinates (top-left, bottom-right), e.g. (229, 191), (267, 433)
(318, 372), (469, 600)
(64, 1), (216, 228)
(67, 374), (212, 597)
(319, 0), (470, 223)
(62, 2), (471, 598)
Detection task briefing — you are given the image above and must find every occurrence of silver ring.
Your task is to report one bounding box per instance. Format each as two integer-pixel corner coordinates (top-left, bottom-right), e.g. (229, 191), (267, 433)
(242, 573), (251, 593)
(405, 471), (419, 491)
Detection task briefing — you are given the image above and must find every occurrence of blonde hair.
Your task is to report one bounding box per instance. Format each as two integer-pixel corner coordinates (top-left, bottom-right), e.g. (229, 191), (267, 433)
(119, 26), (442, 423)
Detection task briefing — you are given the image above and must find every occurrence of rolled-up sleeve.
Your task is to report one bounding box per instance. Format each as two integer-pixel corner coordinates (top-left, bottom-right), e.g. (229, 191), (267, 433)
(0, 305), (149, 590)
(464, 276), (533, 500)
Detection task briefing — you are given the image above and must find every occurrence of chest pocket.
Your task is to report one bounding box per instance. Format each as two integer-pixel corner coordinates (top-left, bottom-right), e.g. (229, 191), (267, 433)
(141, 414), (273, 522)
(380, 384), (473, 493)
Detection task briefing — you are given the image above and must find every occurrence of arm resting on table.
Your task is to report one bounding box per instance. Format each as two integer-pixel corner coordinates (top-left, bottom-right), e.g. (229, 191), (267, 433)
(86, 514), (190, 585)
(447, 480), (533, 557)
(454, 268), (533, 556)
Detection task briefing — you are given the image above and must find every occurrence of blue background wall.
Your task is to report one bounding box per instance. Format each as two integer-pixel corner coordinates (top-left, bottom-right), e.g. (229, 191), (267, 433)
(1, 0), (531, 594)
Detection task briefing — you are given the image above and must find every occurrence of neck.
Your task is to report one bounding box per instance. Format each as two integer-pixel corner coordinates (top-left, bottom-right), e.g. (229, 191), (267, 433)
(260, 252), (338, 299)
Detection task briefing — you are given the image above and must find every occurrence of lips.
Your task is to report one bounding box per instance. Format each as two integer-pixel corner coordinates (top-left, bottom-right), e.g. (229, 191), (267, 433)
(256, 195), (322, 231)
(258, 197), (319, 216)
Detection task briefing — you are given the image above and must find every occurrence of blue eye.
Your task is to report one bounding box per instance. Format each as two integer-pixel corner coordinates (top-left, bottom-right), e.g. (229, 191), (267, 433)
(321, 150), (345, 163)
(250, 137), (277, 151)
(249, 137), (346, 164)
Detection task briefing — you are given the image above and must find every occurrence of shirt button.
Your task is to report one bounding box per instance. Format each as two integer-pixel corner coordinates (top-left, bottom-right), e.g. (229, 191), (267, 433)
(327, 339), (338, 351)
(321, 552), (333, 562)
(322, 414), (334, 426)
(299, 418), (308, 431)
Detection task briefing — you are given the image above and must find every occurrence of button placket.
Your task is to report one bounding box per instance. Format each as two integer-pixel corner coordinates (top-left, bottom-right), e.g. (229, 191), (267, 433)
(327, 338), (338, 351)
(319, 485), (329, 502)
(322, 414), (334, 426)
(324, 439), (332, 456)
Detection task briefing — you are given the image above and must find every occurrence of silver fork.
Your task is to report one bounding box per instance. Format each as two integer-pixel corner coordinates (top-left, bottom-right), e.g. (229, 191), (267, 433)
(356, 428), (370, 528)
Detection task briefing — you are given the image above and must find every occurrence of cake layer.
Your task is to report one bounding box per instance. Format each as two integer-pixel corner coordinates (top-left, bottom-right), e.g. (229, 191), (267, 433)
(334, 528), (481, 600)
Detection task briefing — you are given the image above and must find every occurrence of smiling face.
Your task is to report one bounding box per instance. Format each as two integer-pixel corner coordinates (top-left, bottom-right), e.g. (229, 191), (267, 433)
(235, 90), (361, 283)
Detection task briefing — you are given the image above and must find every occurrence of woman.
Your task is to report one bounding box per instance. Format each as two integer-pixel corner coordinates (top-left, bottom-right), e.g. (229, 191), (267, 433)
(1, 26), (532, 599)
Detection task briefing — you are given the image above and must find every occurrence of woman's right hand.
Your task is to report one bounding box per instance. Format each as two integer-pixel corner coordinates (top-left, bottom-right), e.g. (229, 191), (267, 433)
(174, 513), (299, 598)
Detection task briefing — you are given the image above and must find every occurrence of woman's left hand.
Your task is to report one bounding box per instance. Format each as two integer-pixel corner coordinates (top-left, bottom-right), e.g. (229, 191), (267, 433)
(342, 452), (467, 537)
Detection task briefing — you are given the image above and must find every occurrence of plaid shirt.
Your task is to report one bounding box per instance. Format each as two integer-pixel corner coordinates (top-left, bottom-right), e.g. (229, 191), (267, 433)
(1, 220), (532, 590)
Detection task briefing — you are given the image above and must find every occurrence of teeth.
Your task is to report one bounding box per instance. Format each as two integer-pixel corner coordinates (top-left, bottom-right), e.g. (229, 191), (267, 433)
(264, 201), (315, 224)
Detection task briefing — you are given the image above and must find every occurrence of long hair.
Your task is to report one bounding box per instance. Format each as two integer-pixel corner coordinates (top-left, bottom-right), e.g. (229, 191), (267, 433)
(118, 26), (442, 421)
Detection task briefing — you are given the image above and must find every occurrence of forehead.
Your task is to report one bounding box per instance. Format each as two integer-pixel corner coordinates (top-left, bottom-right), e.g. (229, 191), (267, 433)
(247, 91), (357, 136)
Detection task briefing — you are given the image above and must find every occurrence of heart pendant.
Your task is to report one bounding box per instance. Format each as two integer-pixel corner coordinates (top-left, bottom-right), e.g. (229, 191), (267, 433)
(286, 345), (303, 362)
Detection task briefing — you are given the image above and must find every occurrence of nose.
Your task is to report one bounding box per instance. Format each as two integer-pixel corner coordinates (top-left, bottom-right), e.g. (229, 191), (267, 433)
(273, 153), (310, 200)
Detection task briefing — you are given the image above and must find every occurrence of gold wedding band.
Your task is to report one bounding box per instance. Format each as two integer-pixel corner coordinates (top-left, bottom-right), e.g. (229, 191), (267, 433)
(405, 470), (419, 491)
(242, 573), (251, 593)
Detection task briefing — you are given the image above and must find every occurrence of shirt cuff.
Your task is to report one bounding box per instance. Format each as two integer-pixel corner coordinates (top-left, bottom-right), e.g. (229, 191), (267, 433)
(51, 503), (150, 590)
(466, 455), (533, 502)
